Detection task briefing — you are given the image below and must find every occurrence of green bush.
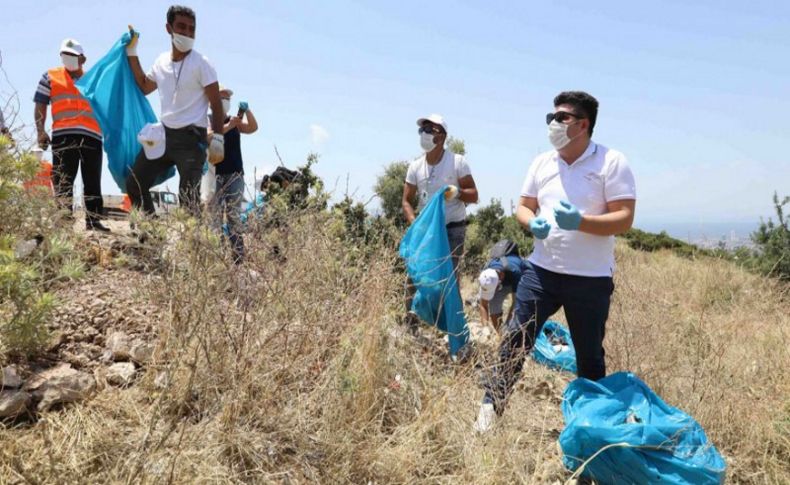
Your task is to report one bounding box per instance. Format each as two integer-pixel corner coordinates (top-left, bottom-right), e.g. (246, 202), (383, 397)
(0, 137), (83, 358)
(749, 193), (789, 281)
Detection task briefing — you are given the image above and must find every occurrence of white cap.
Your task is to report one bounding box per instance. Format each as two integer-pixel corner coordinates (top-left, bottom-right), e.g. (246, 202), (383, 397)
(478, 269), (500, 301)
(137, 123), (166, 160)
(31, 147), (45, 162)
(219, 84), (233, 97)
(416, 114), (448, 133)
(60, 38), (84, 56)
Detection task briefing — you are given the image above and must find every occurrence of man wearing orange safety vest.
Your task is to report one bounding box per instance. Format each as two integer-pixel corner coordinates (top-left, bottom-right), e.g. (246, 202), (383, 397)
(34, 38), (110, 232)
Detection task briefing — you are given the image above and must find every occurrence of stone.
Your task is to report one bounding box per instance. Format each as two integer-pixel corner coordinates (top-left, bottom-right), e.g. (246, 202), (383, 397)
(0, 391), (31, 419)
(106, 363), (136, 387)
(130, 342), (154, 365)
(24, 363), (74, 391)
(47, 331), (66, 352)
(154, 371), (170, 390)
(29, 365), (96, 412)
(107, 332), (131, 361)
(1, 366), (22, 389)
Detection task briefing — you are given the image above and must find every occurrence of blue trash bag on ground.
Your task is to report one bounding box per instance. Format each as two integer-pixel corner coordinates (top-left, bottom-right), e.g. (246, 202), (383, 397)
(398, 188), (468, 355)
(76, 32), (174, 192)
(532, 320), (577, 373)
(559, 372), (726, 484)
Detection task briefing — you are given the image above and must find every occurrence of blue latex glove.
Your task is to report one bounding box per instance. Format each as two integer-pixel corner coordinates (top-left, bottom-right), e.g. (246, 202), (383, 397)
(529, 217), (551, 239)
(554, 200), (582, 230)
(238, 101), (249, 113)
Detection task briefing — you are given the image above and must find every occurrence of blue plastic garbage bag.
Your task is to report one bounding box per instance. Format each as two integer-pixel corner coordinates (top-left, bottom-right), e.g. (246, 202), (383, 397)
(398, 187), (468, 355)
(76, 32), (174, 192)
(559, 372), (726, 484)
(532, 320), (577, 373)
(223, 193), (265, 236)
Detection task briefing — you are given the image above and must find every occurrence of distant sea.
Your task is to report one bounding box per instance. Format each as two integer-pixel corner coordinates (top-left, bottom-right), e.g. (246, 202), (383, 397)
(635, 221), (761, 247)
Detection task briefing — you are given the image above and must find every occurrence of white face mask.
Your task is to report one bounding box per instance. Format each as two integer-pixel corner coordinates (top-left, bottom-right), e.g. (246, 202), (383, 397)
(61, 54), (80, 72)
(221, 100), (231, 115)
(420, 132), (436, 152)
(548, 119), (581, 150)
(172, 33), (194, 53)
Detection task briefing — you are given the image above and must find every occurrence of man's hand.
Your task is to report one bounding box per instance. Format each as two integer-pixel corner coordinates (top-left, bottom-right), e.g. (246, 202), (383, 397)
(238, 101), (249, 113)
(529, 217), (551, 239)
(208, 133), (225, 164)
(554, 200), (582, 230)
(444, 185), (460, 201)
(124, 26), (140, 57)
(228, 116), (241, 129)
(37, 131), (51, 150)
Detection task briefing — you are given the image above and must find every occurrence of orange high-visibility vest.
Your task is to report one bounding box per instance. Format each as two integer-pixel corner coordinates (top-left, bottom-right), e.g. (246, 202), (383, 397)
(23, 161), (54, 195)
(47, 67), (102, 138)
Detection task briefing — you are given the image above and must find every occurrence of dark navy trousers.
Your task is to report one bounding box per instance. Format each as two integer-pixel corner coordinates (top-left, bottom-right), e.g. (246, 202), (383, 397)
(484, 261), (614, 413)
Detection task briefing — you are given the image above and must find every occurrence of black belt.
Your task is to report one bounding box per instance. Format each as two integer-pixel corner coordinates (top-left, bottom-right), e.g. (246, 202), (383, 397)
(446, 220), (468, 229)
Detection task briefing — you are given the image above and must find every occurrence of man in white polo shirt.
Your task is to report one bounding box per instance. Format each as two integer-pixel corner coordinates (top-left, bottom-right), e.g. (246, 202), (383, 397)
(124, 5), (225, 216)
(401, 114), (479, 332)
(475, 91), (636, 432)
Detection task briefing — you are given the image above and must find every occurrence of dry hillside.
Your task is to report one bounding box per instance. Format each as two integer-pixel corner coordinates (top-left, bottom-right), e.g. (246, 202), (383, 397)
(1, 213), (788, 484)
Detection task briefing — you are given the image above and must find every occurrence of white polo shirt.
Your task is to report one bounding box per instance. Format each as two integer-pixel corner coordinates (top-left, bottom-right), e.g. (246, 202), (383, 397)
(147, 50), (218, 129)
(521, 141), (636, 277)
(405, 150), (471, 224)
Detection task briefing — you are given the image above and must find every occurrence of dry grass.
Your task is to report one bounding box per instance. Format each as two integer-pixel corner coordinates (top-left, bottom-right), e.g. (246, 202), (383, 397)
(0, 211), (787, 484)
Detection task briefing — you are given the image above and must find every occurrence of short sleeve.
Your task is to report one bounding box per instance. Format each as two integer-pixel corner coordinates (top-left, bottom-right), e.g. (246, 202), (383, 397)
(455, 154), (472, 178)
(520, 157), (541, 198)
(405, 160), (419, 185)
(604, 152), (637, 201)
(145, 61), (157, 84)
(33, 72), (51, 105)
(198, 56), (218, 88)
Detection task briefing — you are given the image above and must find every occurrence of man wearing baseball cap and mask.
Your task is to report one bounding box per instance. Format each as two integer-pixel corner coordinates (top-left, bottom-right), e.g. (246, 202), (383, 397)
(34, 38), (108, 231)
(124, 4), (225, 217)
(401, 114), (479, 333)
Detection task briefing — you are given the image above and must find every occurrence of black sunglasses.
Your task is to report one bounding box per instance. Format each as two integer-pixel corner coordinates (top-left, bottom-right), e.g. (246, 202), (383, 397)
(546, 111), (585, 125)
(418, 125), (444, 135)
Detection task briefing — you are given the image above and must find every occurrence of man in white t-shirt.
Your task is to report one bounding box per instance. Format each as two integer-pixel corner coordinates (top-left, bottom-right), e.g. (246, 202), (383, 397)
(401, 114), (479, 333)
(475, 91), (637, 432)
(124, 5), (225, 216)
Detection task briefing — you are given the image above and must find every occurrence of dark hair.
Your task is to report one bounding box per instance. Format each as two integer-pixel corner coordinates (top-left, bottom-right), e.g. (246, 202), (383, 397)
(270, 166), (299, 185)
(554, 91), (599, 136)
(167, 5), (196, 25)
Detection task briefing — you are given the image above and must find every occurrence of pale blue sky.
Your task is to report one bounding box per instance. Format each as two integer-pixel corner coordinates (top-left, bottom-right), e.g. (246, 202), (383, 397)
(1, 0), (788, 227)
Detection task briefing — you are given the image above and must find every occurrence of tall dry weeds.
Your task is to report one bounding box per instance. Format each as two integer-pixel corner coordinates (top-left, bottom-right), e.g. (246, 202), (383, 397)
(0, 207), (787, 484)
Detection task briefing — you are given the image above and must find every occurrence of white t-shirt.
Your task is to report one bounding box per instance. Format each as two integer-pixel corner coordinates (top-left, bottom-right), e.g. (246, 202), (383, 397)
(147, 50), (217, 129)
(405, 150), (471, 224)
(521, 142), (636, 277)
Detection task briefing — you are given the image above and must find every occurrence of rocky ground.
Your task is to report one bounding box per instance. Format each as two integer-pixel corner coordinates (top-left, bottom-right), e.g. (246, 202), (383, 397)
(1, 218), (161, 420)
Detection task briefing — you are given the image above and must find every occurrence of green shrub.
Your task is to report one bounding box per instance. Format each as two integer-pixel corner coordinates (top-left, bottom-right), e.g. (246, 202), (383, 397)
(0, 138), (82, 358)
(748, 193), (790, 281)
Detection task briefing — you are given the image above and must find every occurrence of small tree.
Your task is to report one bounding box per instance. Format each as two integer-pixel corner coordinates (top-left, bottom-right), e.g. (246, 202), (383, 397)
(373, 160), (411, 228)
(463, 199), (505, 272)
(447, 136), (466, 155)
(750, 192), (790, 281)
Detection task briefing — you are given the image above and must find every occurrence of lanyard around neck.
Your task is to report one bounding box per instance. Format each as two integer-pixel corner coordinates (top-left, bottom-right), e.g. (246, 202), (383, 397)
(172, 52), (190, 91)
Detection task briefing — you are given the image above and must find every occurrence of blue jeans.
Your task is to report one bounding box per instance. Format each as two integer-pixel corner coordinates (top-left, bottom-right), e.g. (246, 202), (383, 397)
(213, 173), (245, 264)
(484, 261), (614, 413)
